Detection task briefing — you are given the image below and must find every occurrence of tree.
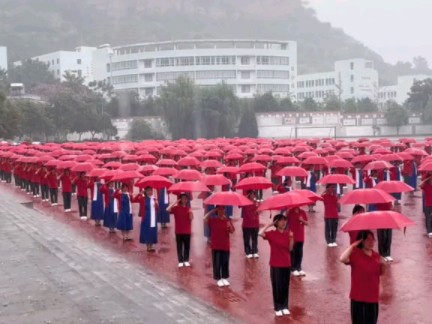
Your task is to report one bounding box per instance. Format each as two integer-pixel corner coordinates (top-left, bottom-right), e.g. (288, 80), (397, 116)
(356, 98), (378, 113)
(126, 118), (164, 140)
(384, 102), (409, 135)
(252, 92), (280, 112)
(9, 59), (56, 91)
(323, 94), (342, 111)
(237, 108), (258, 138)
(280, 97), (300, 111)
(413, 56), (431, 74)
(394, 61), (413, 76)
(14, 100), (55, 141)
(342, 98), (358, 113)
(405, 78), (432, 113)
(0, 69), (9, 93)
(0, 92), (21, 139)
(301, 97), (319, 111)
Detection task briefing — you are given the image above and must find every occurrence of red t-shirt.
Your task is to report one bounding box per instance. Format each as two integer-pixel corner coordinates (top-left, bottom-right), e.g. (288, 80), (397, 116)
(264, 230), (292, 268)
(241, 203), (259, 228)
(349, 248), (382, 303)
(422, 182), (432, 207)
(75, 178), (89, 197)
(287, 208), (308, 242)
(60, 175), (72, 193)
(376, 202), (392, 211)
(209, 217), (232, 251)
(322, 192), (339, 218)
(170, 205), (192, 234)
(47, 173), (58, 189)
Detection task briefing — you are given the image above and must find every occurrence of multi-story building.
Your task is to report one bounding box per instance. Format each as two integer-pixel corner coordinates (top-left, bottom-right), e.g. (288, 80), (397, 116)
(378, 74), (432, 106)
(297, 59), (379, 102)
(96, 39), (297, 99)
(0, 46), (7, 71)
(14, 46), (97, 83)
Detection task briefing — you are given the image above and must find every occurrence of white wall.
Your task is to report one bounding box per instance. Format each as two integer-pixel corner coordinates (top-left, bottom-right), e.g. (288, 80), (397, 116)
(0, 46), (7, 71)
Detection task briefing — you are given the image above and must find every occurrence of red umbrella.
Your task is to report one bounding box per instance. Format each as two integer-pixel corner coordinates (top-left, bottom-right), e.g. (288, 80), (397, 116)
(202, 175), (232, 186)
(302, 156), (328, 165)
(291, 189), (323, 202)
(204, 192), (253, 207)
(178, 156), (201, 167)
(351, 155), (375, 164)
(110, 170), (144, 182)
(174, 169), (202, 181)
(71, 163), (94, 173)
(103, 161), (122, 169)
(45, 160), (60, 167)
(318, 174), (355, 185)
(275, 156), (300, 165)
(99, 170), (117, 181)
(339, 189), (396, 205)
(225, 153), (244, 161)
(335, 151), (354, 159)
(419, 162), (432, 172)
(200, 159), (223, 169)
(363, 160), (392, 171)
(136, 175), (173, 189)
(328, 159), (353, 169)
(217, 166), (240, 174)
(153, 167), (178, 177)
(168, 181), (210, 193)
(88, 168), (107, 178)
(119, 163), (140, 171)
(235, 176), (273, 190)
(156, 159), (178, 166)
(375, 181), (414, 193)
(57, 161), (77, 170)
(252, 155), (272, 162)
(239, 162), (266, 173)
(340, 211), (415, 232)
(380, 154), (403, 162)
(136, 154), (157, 163)
(397, 152), (414, 161)
(258, 192), (313, 211)
(276, 166), (308, 177)
(138, 165), (158, 174)
(404, 148), (427, 156)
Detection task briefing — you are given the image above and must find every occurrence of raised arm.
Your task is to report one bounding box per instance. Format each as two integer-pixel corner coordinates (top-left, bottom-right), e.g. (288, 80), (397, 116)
(258, 221), (276, 238)
(340, 240), (362, 264)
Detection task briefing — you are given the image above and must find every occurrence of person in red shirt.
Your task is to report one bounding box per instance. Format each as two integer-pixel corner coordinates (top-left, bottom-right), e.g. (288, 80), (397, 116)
(420, 175), (432, 237)
(59, 169), (73, 212)
(349, 205), (366, 245)
(39, 166), (50, 202)
(241, 190), (260, 259)
(287, 207), (308, 277)
(73, 172), (90, 220)
(322, 184), (339, 247)
(340, 230), (385, 324)
(259, 214), (294, 317)
(204, 205), (235, 287)
(167, 194), (194, 267)
(46, 168), (59, 206)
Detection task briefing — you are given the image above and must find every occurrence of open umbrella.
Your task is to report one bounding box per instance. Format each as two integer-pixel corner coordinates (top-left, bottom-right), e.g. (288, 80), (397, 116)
(340, 211), (415, 232)
(71, 162), (94, 173)
(258, 192), (313, 211)
(318, 174), (355, 185)
(302, 156), (328, 165)
(276, 166), (308, 177)
(204, 191), (253, 207)
(178, 156), (201, 167)
(374, 181), (414, 193)
(136, 175), (173, 189)
(103, 161), (122, 169)
(239, 162), (267, 173)
(339, 188), (396, 205)
(235, 176), (273, 190)
(202, 175), (232, 186)
(200, 159), (223, 169)
(156, 159), (178, 166)
(291, 189), (323, 202)
(168, 181), (210, 194)
(57, 161), (77, 170)
(88, 168), (107, 178)
(119, 163), (140, 171)
(153, 167), (178, 177)
(174, 169), (202, 181)
(217, 166), (240, 174)
(363, 160), (393, 171)
(110, 170), (144, 182)
(328, 159), (353, 169)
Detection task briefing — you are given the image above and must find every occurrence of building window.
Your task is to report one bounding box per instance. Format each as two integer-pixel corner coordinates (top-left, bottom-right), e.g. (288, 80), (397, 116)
(77, 59), (82, 65)
(241, 85), (251, 93)
(241, 71), (251, 79)
(350, 75), (354, 82)
(52, 59), (55, 65)
(57, 58), (59, 64)
(241, 57), (250, 65)
(57, 69), (60, 75)
(143, 59), (153, 68)
(257, 84), (290, 94)
(77, 70), (82, 77)
(144, 88), (154, 96)
(350, 62), (354, 70)
(156, 71), (194, 82)
(111, 60), (138, 71)
(144, 74), (153, 82)
(257, 70), (289, 79)
(257, 56), (289, 65)
(350, 87), (354, 94)
(195, 70), (236, 80)
(111, 74), (139, 84)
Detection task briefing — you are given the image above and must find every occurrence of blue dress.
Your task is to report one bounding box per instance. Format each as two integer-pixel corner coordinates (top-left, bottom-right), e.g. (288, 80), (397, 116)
(354, 169), (364, 189)
(367, 178), (379, 212)
(103, 188), (118, 229)
(308, 171), (317, 193)
(116, 193), (133, 231)
(91, 182), (104, 221)
(408, 162), (417, 190)
(140, 197), (158, 244)
(391, 168), (402, 200)
(158, 188), (170, 224)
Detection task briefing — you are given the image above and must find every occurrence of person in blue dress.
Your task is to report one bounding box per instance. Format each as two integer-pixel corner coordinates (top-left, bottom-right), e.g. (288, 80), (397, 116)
(115, 184), (134, 241)
(133, 186), (159, 252)
(158, 187), (170, 229)
(101, 181), (118, 233)
(89, 177), (104, 226)
(306, 167), (318, 212)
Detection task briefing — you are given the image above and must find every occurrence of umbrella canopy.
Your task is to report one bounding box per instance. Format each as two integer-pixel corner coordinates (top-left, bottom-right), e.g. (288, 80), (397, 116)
(239, 162), (267, 173)
(374, 181), (414, 193)
(135, 175), (173, 189)
(363, 160), (393, 171)
(291, 189), (323, 202)
(235, 176), (273, 190)
(328, 159), (353, 169)
(168, 181), (210, 193)
(276, 166), (308, 177)
(217, 166), (240, 174)
(71, 163), (94, 173)
(340, 211), (415, 232)
(118, 163), (140, 171)
(318, 174), (356, 185)
(351, 155), (375, 164)
(302, 156), (328, 165)
(103, 161), (122, 169)
(156, 159), (178, 166)
(178, 156), (201, 167)
(110, 170), (144, 182)
(153, 167), (178, 176)
(200, 159), (223, 169)
(174, 169), (203, 181)
(339, 188), (396, 205)
(258, 192), (313, 211)
(202, 175), (232, 186)
(204, 191), (253, 207)
(88, 168), (107, 178)
(57, 161), (77, 170)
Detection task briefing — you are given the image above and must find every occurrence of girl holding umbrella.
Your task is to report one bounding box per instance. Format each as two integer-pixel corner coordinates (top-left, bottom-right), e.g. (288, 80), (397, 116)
(101, 181), (118, 233)
(259, 214), (294, 317)
(115, 183), (134, 241)
(133, 186), (159, 252)
(158, 187), (170, 229)
(89, 176), (104, 226)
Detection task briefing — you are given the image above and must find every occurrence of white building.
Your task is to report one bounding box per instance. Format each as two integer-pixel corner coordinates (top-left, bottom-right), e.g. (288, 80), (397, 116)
(297, 59), (379, 102)
(0, 46), (7, 71)
(95, 39), (297, 99)
(14, 46), (97, 83)
(378, 74), (432, 105)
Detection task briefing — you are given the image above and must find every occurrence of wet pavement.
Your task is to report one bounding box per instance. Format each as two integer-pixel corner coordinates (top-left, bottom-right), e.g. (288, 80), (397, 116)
(2, 183), (432, 324)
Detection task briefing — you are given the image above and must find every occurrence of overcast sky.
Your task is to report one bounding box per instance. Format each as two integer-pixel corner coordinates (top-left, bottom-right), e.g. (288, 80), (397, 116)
(307, 0), (432, 66)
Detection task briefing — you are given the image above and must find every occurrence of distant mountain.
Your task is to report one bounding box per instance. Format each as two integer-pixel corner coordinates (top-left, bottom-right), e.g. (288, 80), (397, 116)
(0, 0), (407, 83)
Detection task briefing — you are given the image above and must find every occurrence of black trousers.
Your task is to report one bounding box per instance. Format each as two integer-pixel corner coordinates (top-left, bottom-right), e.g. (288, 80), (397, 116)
(270, 267), (291, 311)
(212, 250), (230, 280)
(425, 206), (432, 233)
(5, 172), (11, 183)
(41, 185), (49, 200)
(291, 242), (304, 271)
(32, 182), (40, 196)
(77, 196), (88, 216)
(242, 227), (259, 255)
(377, 229), (392, 257)
(49, 188), (58, 203)
(325, 218), (339, 243)
(62, 192), (72, 210)
(351, 300), (379, 324)
(176, 234), (191, 262)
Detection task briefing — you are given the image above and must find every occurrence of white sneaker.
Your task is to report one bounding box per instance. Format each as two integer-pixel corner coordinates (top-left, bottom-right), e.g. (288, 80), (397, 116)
(299, 270), (306, 276)
(253, 253), (259, 258)
(275, 310), (283, 317)
(282, 309), (291, 315)
(178, 263), (184, 268)
(332, 242), (338, 247)
(222, 279), (230, 286)
(80, 216), (88, 221)
(246, 254), (253, 259)
(184, 261), (191, 267)
(386, 256), (394, 262)
(292, 270), (300, 276)
(217, 279), (224, 287)
(428, 233), (432, 238)
(327, 243), (333, 247)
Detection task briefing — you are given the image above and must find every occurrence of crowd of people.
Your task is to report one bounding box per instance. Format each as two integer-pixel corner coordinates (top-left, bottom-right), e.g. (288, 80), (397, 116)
(1, 137), (431, 322)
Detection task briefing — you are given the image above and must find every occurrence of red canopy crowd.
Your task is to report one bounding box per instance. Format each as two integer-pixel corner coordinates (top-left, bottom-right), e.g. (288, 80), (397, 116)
(0, 136), (430, 322)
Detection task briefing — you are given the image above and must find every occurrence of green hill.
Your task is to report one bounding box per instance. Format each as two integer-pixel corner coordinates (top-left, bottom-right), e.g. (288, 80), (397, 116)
(0, 0), (410, 84)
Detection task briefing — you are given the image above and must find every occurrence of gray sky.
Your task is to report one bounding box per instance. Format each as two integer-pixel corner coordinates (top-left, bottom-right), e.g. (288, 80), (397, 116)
(307, 0), (432, 66)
